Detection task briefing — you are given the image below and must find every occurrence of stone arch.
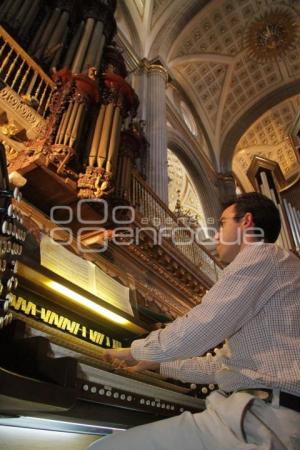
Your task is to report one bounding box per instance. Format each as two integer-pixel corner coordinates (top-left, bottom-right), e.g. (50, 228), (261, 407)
(167, 128), (221, 221)
(220, 80), (300, 173)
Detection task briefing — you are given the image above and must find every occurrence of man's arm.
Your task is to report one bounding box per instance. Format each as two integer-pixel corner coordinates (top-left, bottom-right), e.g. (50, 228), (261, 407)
(103, 351), (220, 384)
(131, 245), (274, 362)
(160, 353), (220, 384)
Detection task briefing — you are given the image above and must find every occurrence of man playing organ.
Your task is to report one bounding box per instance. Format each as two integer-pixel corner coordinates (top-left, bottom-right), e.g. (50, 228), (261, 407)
(88, 192), (300, 450)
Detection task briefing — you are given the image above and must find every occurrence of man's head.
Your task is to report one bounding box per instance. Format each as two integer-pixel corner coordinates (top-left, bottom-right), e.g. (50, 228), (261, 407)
(215, 192), (281, 263)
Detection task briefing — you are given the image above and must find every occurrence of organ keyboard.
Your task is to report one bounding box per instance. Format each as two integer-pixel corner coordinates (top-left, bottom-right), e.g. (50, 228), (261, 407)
(0, 240), (214, 431)
(0, 318), (207, 429)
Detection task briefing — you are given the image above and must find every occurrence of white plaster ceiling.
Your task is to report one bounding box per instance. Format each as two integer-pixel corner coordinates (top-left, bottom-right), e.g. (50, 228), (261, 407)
(117, 0), (300, 183)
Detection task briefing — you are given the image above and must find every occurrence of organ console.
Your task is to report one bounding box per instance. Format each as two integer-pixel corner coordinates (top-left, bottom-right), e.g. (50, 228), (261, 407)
(0, 253), (215, 434)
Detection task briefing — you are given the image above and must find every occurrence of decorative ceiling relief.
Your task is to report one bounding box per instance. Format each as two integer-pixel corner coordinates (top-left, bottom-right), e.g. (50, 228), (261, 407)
(233, 95), (300, 191)
(243, 7), (300, 63)
(170, 0), (253, 59)
(283, 47), (300, 78)
(175, 61), (228, 131)
(221, 52), (282, 133)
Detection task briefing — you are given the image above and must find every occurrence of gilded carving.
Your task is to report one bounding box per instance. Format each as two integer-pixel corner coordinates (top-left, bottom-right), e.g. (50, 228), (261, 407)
(0, 87), (47, 135)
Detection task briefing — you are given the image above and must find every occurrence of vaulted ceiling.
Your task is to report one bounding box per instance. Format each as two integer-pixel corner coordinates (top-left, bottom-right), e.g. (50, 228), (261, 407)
(116, 0), (300, 191)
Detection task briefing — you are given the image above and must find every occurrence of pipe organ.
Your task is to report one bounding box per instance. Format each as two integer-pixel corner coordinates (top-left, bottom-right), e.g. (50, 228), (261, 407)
(247, 156), (300, 254)
(0, 1), (222, 444)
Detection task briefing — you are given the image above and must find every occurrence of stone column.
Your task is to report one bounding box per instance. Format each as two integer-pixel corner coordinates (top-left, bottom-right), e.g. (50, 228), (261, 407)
(145, 61), (169, 204)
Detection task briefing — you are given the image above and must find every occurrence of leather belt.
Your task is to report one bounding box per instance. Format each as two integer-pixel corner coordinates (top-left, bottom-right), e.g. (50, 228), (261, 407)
(241, 389), (300, 413)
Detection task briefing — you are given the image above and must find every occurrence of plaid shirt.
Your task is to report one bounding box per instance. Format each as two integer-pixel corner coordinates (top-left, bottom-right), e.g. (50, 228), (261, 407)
(131, 243), (300, 395)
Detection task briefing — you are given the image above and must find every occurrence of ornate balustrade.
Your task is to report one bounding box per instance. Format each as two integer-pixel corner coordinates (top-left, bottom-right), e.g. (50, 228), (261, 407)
(0, 25), (55, 117)
(129, 171), (222, 283)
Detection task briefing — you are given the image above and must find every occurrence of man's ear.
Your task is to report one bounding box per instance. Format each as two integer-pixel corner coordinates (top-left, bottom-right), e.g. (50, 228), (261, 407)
(242, 212), (254, 229)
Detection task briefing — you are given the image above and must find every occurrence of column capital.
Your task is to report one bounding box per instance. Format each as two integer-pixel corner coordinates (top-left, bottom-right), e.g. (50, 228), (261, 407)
(139, 58), (168, 80)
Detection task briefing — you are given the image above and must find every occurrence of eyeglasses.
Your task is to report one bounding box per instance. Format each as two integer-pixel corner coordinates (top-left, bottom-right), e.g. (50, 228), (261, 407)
(217, 215), (243, 229)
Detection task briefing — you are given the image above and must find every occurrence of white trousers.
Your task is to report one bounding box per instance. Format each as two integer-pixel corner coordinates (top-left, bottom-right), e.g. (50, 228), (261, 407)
(87, 391), (300, 450)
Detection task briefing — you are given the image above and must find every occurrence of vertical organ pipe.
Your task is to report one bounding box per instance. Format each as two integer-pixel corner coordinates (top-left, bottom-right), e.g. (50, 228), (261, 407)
(283, 199), (298, 250)
(55, 102), (73, 144)
(4, 0), (23, 22)
(51, 26), (69, 68)
(71, 18), (95, 74)
(94, 34), (106, 72)
(70, 103), (85, 148)
(28, 12), (50, 54)
(44, 10), (69, 57)
(277, 201), (292, 250)
(19, 0), (40, 40)
(290, 205), (300, 248)
(0, 0), (12, 18)
(63, 102), (80, 145)
(82, 20), (104, 70)
(34, 8), (61, 58)
(269, 187), (285, 249)
(260, 172), (284, 248)
(106, 106), (121, 173)
(63, 21), (84, 69)
(89, 105), (105, 166)
(97, 103), (114, 168)
(15, 0), (32, 26)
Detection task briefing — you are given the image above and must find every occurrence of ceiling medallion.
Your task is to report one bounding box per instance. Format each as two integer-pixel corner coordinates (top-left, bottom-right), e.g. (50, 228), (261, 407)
(244, 7), (300, 62)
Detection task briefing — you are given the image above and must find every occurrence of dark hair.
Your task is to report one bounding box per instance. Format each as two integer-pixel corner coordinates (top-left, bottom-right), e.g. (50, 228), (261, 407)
(224, 192), (281, 243)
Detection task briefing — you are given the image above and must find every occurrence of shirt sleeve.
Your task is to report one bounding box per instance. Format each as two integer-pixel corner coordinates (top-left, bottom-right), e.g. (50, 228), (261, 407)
(160, 353), (220, 384)
(131, 244), (275, 362)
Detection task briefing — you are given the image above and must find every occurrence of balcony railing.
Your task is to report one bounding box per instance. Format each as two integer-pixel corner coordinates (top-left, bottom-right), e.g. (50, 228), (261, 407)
(130, 171), (222, 283)
(0, 26), (55, 117)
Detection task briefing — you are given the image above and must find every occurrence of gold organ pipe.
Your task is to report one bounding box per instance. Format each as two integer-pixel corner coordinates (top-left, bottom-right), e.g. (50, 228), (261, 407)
(89, 105), (105, 166)
(70, 102), (85, 147)
(56, 102), (73, 144)
(106, 105), (121, 173)
(63, 102), (80, 145)
(96, 102), (114, 168)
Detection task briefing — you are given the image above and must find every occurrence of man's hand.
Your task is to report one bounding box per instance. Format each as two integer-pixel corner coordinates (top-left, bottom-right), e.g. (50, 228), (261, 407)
(126, 360), (160, 374)
(101, 348), (160, 374)
(102, 347), (136, 364)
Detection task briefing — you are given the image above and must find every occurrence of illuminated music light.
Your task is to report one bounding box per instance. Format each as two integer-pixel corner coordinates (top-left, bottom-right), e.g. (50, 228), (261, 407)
(46, 281), (130, 325)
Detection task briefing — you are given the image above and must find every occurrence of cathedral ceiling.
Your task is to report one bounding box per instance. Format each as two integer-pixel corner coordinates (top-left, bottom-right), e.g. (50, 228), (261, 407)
(118, 0), (300, 186)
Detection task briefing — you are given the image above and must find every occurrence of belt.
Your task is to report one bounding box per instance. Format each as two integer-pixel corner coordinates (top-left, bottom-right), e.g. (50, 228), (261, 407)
(239, 389), (300, 413)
